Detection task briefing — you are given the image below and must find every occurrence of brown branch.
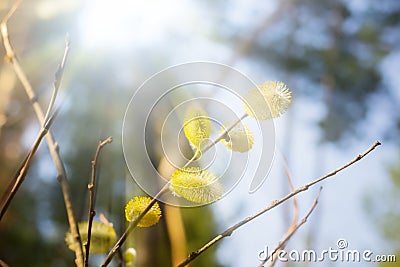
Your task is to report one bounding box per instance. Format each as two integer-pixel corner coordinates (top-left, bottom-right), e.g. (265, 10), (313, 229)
(100, 184), (170, 267)
(261, 187), (322, 267)
(262, 154), (298, 267)
(0, 259), (10, 267)
(0, 108), (59, 219)
(282, 154), (298, 232)
(201, 113), (248, 155)
(177, 140), (381, 267)
(0, 3), (84, 266)
(43, 34), (70, 123)
(84, 137), (113, 267)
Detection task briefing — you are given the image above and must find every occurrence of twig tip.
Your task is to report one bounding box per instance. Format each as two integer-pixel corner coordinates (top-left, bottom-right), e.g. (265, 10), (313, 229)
(65, 33), (70, 46)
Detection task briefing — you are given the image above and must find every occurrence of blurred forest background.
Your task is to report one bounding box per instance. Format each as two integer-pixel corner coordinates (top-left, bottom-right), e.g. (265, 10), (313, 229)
(0, 0), (399, 266)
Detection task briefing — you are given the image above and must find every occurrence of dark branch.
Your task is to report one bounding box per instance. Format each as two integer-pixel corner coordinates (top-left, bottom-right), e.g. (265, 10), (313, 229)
(84, 137), (113, 267)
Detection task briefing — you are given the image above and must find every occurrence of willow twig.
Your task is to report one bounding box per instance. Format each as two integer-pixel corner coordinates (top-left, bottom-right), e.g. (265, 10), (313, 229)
(262, 153), (298, 267)
(43, 34), (70, 123)
(0, 3), (84, 266)
(177, 140), (381, 267)
(0, 259), (10, 267)
(282, 153), (299, 232)
(100, 184), (170, 267)
(0, 108), (59, 219)
(201, 113), (248, 154)
(261, 188), (322, 267)
(84, 137), (113, 267)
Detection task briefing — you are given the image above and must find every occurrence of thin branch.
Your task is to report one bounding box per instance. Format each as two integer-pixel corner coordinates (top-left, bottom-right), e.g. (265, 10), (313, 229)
(43, 34), (70, 123)
(177, 140), (381, 267)
(84, 137), (113, 267)
(0, 137), (44, 219)
(182, 113), (248, 168)
(201, 113), (248, 154)
(100, 184), (170, 267)
(262, 154), (298, 267)
(0, 259), (10, 267)
(0, 108), (59, 219)
(0, 1), (21, 61)
(282, 154), (298, 230)
(0, 4), (84, 266)
(263, 187), (322, 267)
(182, 152), (200, 169)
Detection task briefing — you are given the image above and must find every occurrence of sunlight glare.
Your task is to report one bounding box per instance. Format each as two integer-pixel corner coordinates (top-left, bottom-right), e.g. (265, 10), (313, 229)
(77, 0), (194, 49)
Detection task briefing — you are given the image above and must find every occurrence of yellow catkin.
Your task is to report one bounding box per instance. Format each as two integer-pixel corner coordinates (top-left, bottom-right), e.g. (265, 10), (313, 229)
(124, 248), (137, 266)
(243, 81), (292, 120)
(65, 221), (117, 254)
(220, 122), (254, 152)
(125, 196), (161, 227)
(183, 109), (211, 149)
(170, 167), (223, 204)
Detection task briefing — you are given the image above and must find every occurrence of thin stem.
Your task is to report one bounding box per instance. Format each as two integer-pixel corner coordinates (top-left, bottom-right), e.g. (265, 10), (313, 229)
(0, 4), (84, 266)
(0, 259), (10, 267)
(281, 152), (298, 228)
(263, 187), (322, 267)
(182, 151), (199, 169)
(260, 151), (298, 267)
(100, 184), (170, 267)
(202, 113), (248, 153)
(177, 141), (381, 267)
(0, 107), (60, 219)
(182, 113), (248, 169)
(0, 128), (47, 219)
(84, 137), (113, 267)
(43, 34), (70, 124)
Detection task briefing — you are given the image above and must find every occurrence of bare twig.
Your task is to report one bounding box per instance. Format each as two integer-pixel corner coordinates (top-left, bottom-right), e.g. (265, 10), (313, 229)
(177, 141), (381, 267)
(0, 3), (84, 266)
(282, 154), (299, 230)
(0, 108), (59, 219)
(263, 154), (298, 267)
(201, 113), (248, 155)
(84, 137), (113, 267)
(100, 184), (170, 267)
(43, 34), (70, 123)
(261, 188), (322, 267)
(0, 259), (10, 267)
(182, 113), (248, 168)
